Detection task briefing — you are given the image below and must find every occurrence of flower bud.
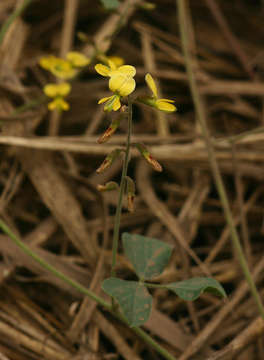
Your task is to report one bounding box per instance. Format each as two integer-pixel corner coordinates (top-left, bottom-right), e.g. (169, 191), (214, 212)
(97, 181), (119, 192)
(97, 117), (121, 144)
(135, 143), (162, 172)
(96, 149), (122, 174)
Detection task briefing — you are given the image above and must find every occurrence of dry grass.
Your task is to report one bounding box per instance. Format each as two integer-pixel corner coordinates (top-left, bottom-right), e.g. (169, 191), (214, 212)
(0, 0), (264, 359)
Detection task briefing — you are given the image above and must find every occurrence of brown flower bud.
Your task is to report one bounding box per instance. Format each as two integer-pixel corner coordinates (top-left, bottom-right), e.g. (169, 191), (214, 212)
(97, 117), (121, 144)
(135, 143), (162, 172)
(97, 181), (119, 192)
(96, 149), (122, 174)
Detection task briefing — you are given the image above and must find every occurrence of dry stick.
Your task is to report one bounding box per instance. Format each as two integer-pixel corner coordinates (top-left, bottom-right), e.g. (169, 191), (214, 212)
(205, 316), (264, 360)
(49, 0), (80, 136)
(177, 176), (208, 332)
(177, 0), (264, 356)
(0, 219), (178, 360)
(177, 174), (210, 332)
(0, 0), (32, 46)
(136, 160), (211, 276)
(177, 0), (264, 318)
(231, 143), (252, 266)
(205, 187), (262, 265)
(67, 179), (109, 341)
(178, 256), (264, 360)
(204, 0), (254, 79)
(60, 0), (79, 58)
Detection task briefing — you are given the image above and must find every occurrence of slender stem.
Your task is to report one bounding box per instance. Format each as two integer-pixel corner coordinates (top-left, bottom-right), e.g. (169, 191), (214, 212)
(111, 98), (133, 277)
(133, 327), (177, 360)
(12, 96), (47, 115)
(1, 219), (178, 360)
(177, 0), (264, 318)
(0, 219), (111, 310)
(0, 0), (33, 46)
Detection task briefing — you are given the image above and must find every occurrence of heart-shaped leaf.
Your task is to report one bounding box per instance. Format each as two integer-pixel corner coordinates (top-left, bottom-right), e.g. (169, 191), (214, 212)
(166, 277), (227, 301)
(102, 277), (152, 327)
(122, 233), (173, 281)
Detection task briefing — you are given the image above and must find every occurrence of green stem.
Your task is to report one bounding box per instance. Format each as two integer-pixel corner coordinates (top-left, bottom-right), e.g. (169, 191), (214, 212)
(133, 327), (177, 360)
(0, 0), (33, 46)
(177, 0), (264, 319)
(0, 219), (178, 360)
(12, 96), (47, 115)
(111, 98), (132, 277)
(0, 219), (111, 310)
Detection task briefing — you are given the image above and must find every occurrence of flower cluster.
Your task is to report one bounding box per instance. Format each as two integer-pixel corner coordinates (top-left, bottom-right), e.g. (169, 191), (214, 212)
(39, 51), (90, 111)
(95, 59), (177, 211)
(43, 82), (71, 111)
(95, 59), (176, 113)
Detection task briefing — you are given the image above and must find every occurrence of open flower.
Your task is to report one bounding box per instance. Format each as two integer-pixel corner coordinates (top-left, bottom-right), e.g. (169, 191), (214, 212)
(66, 51), (90, 67)
(44, 82), (71, 111)
(95, 61), (136, 111)
(39, 55), (77, 79)
(140, 73), (177, 113)
(95, 61), (136, 94)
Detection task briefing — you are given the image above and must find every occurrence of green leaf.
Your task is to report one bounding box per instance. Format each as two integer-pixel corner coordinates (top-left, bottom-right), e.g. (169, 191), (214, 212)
(102, 278), (152, 327)
(122, 233), (173, 281)
(166, 277), (227, 301)
(100, 0), (120, 10)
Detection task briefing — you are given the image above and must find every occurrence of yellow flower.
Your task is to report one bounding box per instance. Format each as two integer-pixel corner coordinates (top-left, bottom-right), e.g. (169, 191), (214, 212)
(48, 97), (70, 111)
(43, 82), (71, 111)
(144, 73), (177, 113)
(66, 51), (90, 67)
(108, 56), (124, 67)
(39, 56), (77, 79)
(97, 54), (125, 68)
(44, 82), (71, 97)
(98, 94), (121, 112)
(95, 61), (136, 97)
(39, 55), (58, 70)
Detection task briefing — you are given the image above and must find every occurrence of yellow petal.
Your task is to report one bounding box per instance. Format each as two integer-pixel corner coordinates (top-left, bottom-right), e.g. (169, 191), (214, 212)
(108, 60), (117, 71)
(57, 82), (71, 96)
(39, 55), (58, 70)
(67, 51), (90, 67)
(109, 75), (136, 96)
(159, 98), (175, 103)
(50, 59), (77, 79)
(145, 73), (158, 98)
(95, 63), (111, 77)
(98, 96), (111, 104)
(116, 65), (136, 77)
(108, 56), (124, 67)
(112, 96), (121, 111)
(48, 98), (69, 111)
(60, 98), (70, 111)
(102, 95), (121, 112)
(156, 99), (177, 112)
(44, 84), (59, 98)
(44, 83), (71, 97)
